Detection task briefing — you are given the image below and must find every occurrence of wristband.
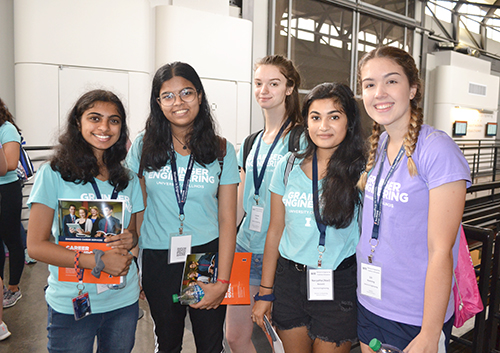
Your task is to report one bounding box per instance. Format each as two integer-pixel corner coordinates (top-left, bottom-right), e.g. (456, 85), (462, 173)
(91, 249), (106, 278)
(254, 292), (275, 302)
(217, 279), (230, 284)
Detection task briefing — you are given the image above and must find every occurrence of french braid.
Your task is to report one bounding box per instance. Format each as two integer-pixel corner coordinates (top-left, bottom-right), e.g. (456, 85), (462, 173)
(358, 121), (382, 190)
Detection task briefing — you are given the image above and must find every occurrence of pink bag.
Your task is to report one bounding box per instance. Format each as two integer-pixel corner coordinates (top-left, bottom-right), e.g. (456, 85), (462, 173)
(452, 225), (484, 328)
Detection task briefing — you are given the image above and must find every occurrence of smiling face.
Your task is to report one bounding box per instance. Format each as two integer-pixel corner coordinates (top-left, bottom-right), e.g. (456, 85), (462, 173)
(307, 98), (348, 155)
(254, 64), (292, 112)
(158, 76), (202, 134)
(79, 101), (122, 161)
(90, 208), (98, 217)
(79, 209), (87, 219)
(360, 57), (417, 134)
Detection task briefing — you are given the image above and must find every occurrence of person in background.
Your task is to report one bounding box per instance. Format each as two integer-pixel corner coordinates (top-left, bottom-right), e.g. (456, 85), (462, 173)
(62, 205), (77, 237)
(252, 82), (365, 353)
(356, 46), (470, 352)
(0, 98), (24, 309)
(126, 61), (239, 353)
(226, 54), (303, 353)
(73, 207), (93, 236)
(89, 206), (103, 236)
(0, 277), (11, 340)
(27, 89), (144, 353)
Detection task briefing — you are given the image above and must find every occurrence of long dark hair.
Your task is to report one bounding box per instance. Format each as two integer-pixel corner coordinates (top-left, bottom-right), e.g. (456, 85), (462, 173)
(50, 89), (131, 192)
(0, 98), (21, 132)
(140, 62), (219, 172)
(300, 83), (366, 228)
(255, 55), (302, 134)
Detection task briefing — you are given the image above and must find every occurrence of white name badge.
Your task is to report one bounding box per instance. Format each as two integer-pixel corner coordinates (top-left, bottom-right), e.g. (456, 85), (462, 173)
(360, 262), (382, 300)
(169, 233), (192, 264)
(248, 205), (264, 232)
(307, 268), (334, 301)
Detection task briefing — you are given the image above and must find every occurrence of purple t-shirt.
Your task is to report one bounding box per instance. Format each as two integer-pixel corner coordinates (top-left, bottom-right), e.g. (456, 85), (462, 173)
(356, 124), (471, 326)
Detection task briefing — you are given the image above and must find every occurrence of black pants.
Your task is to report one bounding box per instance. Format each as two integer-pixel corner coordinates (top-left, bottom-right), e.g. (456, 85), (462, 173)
(142, 239), (226, 353)
(0, 179), (24, 286)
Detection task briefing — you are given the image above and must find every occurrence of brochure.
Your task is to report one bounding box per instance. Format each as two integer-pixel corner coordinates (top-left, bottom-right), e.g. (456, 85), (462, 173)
(180, 252), (251, 305)
(57, 199), (125, 285)
(263, 315), (285, 353)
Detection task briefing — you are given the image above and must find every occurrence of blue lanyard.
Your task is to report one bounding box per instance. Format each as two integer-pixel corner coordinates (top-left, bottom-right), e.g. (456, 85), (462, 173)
(170, 145), (195, 233)
(252, 119), (290, 203)
(368, 139), (405, 263)
(90, 179), (119, 200)
(312, 151), (327, 268)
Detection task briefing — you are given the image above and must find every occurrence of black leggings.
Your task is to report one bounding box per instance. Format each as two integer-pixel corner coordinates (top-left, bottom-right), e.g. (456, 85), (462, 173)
(0, 179), (24, 286)
(142, 239), (226, 353)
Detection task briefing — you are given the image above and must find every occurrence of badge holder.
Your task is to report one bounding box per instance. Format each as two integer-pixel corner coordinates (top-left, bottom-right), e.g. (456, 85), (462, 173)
(360, 238), (382, 300)
(169, 214), (192, 264)
(306, 245), (334, 301)
(72, 251), (92, 320)
(248, 195), (264, 232)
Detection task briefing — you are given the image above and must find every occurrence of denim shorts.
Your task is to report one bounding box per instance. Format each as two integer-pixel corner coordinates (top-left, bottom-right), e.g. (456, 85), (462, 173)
(235, 243), (263, 286)
(272, 255), (357, 344)
(357, 301), (453, 351)
(46, 301), (139, 353)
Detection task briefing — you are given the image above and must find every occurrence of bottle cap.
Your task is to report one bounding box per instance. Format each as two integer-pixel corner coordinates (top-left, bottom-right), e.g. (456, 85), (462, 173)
(369, 338), (382, 352)
(172, 294), (179, 303)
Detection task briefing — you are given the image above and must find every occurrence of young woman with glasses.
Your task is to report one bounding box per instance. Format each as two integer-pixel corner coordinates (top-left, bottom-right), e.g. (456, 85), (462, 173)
(126, 61), (239, 352)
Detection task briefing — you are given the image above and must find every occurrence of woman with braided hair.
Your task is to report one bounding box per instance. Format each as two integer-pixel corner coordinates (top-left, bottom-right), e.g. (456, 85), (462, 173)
(356, 46), (471, 353)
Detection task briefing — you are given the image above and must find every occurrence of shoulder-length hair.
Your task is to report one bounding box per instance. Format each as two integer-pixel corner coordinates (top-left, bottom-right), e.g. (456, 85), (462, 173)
(0, 98), (21, 132)
(140, 62), (219, 172)
(300, 82), (366, 228)
(50, 89), (131, 192)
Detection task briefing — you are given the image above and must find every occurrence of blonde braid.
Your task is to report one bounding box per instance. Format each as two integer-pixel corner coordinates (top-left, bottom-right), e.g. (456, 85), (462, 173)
(403, 107), (423, 177)
(358, 122), (382, 190)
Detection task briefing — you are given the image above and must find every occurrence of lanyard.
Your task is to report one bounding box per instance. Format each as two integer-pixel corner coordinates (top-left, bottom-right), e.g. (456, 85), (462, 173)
(90, 179), (119, 200)
(368, 139), (405, 263)
(312, 151), (327, 268)
(170, 145), (195, 234)
(252, 119), (290, 204)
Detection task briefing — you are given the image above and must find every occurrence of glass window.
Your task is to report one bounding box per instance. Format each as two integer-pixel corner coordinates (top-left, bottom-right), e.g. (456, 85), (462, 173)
(275, 0), (354, 89)
(363, 0), (415, 18)
(459, 2), (486, 34)
(425, 1), (454, 23)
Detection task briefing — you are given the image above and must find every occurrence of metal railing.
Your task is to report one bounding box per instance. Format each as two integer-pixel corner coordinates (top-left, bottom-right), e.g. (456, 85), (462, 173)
(455, 139), (500, 181)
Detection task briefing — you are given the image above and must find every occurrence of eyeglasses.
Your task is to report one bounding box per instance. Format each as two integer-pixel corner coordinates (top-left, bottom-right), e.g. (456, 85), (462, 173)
(157, 88), (198, 106)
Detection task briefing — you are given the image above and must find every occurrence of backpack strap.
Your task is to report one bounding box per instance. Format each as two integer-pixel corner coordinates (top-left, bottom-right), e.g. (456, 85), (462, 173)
(287, 125), (304, 153)
(284, 153), (297, 187)
(242, 129), (263, 173)
(217, 137), (227, 178)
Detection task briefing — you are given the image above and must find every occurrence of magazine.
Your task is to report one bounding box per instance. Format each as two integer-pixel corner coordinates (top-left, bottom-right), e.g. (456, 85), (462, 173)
(180, 252), (251, 305)
(57, 199), (125, 285)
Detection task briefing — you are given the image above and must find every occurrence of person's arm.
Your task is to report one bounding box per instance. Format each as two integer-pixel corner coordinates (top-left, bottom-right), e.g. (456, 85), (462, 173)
(2, 141), (20, 172)
(0, 145), (8, 176)
(252, 191), (285, 330)
(191, 183), (237, 310)
(236, 169), (246, 226)
(405, 180), (466, 353)
(28, 203), (133, 276)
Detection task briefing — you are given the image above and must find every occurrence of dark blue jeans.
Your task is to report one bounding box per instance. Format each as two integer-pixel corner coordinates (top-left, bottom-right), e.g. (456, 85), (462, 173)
(46, 301), (139, 353)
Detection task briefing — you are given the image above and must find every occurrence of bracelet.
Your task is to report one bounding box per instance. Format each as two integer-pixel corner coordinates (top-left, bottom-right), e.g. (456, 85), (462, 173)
(254, 292), (275, 302)
(91, 249), (106, 278)
(260, 284), (273, 290)
(74, 251), (84, 282)
(217, 279), (230, 284)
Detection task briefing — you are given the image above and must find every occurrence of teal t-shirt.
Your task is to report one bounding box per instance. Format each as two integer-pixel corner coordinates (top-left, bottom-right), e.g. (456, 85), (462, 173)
(237, 131), (306, 254)
(0, 121), (21, 185)
(126, 132), (240, 250)
(269, 152), (359, 269)
(27, 163), (144, 314)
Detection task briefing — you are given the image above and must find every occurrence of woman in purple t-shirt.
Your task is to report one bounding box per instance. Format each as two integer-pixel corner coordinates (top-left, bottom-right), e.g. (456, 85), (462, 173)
(356, 46), (470, 352)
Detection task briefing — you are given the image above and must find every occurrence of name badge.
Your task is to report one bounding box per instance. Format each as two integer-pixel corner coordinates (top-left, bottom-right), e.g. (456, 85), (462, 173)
(360, 262), (382, 300)
(248, 205), (264, 232)
(72, 292), (91, 320)
(169, 233), (192, 264)
(307, 268), (333, 301)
